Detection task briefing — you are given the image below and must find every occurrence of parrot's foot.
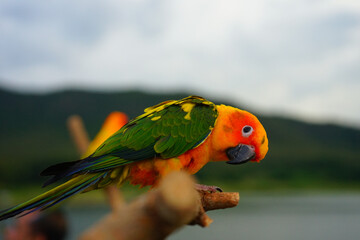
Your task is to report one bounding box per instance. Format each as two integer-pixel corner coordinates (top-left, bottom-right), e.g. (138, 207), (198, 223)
(195, 184), (223, 193)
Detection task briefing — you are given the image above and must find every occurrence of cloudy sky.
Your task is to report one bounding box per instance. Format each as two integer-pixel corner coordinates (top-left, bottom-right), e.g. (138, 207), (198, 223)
(0, 0), (359, 127)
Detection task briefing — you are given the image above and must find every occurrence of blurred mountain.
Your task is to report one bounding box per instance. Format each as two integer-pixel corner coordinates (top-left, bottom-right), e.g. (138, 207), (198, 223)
(0, 88), (359, 189)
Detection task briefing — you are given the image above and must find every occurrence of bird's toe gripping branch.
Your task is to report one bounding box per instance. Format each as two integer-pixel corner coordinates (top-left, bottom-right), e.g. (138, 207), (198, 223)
(195, 184), (223, 193)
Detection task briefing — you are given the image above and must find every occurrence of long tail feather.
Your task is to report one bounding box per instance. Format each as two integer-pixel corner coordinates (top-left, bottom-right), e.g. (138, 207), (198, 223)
(0, 172), (105, 221)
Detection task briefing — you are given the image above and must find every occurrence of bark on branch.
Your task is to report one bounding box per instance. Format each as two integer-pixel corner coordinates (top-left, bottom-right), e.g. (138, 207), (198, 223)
(78, 172), (239, 240)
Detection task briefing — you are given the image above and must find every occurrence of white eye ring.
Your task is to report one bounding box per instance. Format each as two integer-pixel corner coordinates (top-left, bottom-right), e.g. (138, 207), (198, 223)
(242, 125), (253, 137)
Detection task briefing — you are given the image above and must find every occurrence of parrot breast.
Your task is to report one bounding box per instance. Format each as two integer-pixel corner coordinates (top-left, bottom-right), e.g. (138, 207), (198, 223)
(127, 137), (212, 187)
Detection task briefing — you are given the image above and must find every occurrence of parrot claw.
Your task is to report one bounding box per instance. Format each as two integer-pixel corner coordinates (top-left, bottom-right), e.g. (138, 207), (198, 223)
(195, 184), (223, 193)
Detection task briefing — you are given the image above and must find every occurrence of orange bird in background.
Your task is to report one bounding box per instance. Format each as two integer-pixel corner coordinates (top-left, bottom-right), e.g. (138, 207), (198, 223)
(83, 111), (129, 158)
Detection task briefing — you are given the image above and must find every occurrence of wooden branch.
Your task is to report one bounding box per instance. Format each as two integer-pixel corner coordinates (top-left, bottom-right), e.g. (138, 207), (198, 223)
(201, 191), (240, 211)
(78, 172), (239, 240)
(67, 115), (90, 156)
(190, 191), (239, 227)
(79, 171), (200, 240)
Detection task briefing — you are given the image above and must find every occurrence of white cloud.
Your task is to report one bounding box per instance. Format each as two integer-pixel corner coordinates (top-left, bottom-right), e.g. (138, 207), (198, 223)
(0, 0), (359, 127)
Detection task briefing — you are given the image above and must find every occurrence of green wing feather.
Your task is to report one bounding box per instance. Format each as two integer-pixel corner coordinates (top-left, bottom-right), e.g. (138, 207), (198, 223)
(42, 96), (218, 179)
(86, 96), (218, 170)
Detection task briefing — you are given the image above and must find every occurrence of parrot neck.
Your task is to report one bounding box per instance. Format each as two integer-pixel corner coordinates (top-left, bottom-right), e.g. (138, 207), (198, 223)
(208, 104), (243, 162)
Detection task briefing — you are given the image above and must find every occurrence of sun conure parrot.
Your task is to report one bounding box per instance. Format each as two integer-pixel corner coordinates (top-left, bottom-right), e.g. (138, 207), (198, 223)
(0, 96), (268, 221)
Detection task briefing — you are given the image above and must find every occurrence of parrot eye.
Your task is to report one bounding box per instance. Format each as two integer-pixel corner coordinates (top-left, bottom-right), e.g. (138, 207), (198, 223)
(242, 125), (253, 137)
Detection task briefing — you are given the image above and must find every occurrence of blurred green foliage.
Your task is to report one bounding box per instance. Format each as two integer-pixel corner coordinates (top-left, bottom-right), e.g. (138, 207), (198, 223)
(0, 88), (359, 190)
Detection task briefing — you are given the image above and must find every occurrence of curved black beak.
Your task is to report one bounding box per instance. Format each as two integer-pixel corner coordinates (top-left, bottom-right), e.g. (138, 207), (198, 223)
(226, 144), (255, 165)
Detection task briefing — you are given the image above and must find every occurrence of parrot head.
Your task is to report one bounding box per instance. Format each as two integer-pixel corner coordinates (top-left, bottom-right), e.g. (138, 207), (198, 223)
(211, 105), (268, 164)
